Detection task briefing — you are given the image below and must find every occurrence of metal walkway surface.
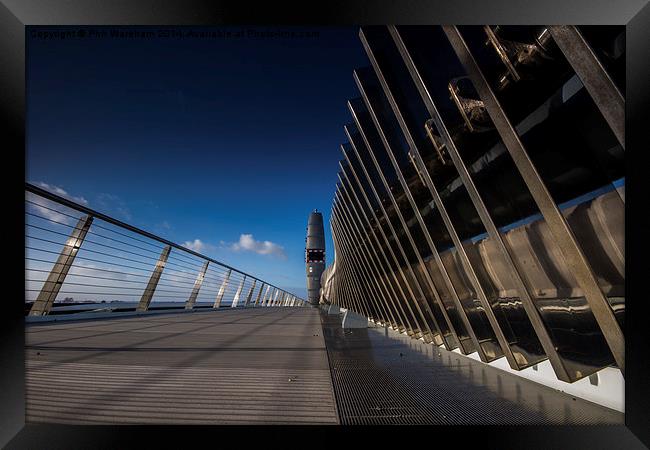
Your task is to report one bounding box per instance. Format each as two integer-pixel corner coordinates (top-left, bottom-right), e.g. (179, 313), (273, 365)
(321, 312), (623, 425)
(25, 308), (338, 425)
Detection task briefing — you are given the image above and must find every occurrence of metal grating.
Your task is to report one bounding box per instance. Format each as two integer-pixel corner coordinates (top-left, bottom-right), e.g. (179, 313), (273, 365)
(321, 311), (623, 425)
(26, 308), (338, 424)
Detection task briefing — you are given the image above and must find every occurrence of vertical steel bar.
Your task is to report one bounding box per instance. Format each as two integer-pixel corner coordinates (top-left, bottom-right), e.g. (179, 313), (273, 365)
(185, 260), (209, 310)
(336, 181), (402, 329)
(339, 166), (413, 332)
(243, 279), (257, 307)
(213, 269), (232, 308)
(29, 215), (94, 316)
(443, 25), (625, 374)
(334, 192), (398, 327)
(136, 245), (172, 312)
(340, 148), (421, 336)
(332, 208), (381, 321)
(347, 107), (446, 347)
(344, 127), (438, 343)
(231, 276), (246, 307)
(548, 26), (624, 149)
(390, 25), (542, 365)
(261, 285), (272, 306)
(254, 283), (266, 307)
(362, 32), (485, 357)
(353, 64), (462, 352)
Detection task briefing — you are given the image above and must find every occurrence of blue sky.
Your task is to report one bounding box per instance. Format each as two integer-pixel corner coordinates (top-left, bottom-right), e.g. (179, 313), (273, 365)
(26, 26), (368, 299)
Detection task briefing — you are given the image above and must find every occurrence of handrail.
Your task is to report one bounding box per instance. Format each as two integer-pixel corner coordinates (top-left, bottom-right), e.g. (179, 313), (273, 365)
(25, 182), (306, 313)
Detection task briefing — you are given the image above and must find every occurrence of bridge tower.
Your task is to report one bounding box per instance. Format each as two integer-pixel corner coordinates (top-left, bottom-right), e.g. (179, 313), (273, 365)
(305, 210), (325, 306)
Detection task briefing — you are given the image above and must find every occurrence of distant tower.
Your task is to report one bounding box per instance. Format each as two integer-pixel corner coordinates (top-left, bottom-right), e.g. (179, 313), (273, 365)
(305, 210), (325, 306)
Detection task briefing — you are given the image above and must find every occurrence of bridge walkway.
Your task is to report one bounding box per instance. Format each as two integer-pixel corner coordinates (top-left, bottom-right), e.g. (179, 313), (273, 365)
(25, 306), (623, 425)
(26, 308), (338, 425)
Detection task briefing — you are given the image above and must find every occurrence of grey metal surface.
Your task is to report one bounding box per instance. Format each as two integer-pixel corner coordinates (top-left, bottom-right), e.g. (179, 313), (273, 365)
(306, 211), (326, 305)
(352, 63), (459, 352)
(344, 122), (437, 344)
(337, 159), (414, 334)
(355, 42), (475, 356)
(136, 245), (171, 312)
(442, 25), (625, 375)
(548, 26), (625, 149)
(26, 308), (338, 425)
(184, 260), (209, 310)
(321, 311), (622, 425)
(388, 25), (563, 374)
(340, 146), (421, 338)
(213, 269), (231, 308)
(29, 215), (94, 317)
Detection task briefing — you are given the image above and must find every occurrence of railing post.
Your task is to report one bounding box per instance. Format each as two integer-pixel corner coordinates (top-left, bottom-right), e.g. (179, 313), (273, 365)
(547, 26), (624, 149)
(231, 276), (246, 308)
(253, 283), (265, 307)
(243, 279), (257, 307)
(29, 215), (94, 316)
(213, 269), (231, 308)
(185, 261), (209, 310)
(136, 245), (172, 312)
(259, 285), (271, 307)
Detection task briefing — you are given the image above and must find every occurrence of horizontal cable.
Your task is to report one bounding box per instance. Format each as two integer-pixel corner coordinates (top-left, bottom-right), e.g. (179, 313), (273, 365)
(27, 234), (162, 264)
(25, 199), (83, 221)
(24, 279), (221, 295)
(25, 195), (301, 300)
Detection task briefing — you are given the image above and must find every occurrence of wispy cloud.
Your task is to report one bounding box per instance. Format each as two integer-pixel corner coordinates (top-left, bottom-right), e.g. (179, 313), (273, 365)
(27, 182), (89, 225)
(182, 239), (215, 253)
(227, 234), (287, 260)
(96, 193), (132, 221)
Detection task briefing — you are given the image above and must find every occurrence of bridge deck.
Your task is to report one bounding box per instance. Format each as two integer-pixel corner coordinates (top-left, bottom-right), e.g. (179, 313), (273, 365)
(25, 307), (623, 425)
(25, 308), (339, 425)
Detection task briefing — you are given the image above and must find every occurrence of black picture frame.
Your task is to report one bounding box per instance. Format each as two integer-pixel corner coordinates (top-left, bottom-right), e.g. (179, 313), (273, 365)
(2, 1), (648, 448)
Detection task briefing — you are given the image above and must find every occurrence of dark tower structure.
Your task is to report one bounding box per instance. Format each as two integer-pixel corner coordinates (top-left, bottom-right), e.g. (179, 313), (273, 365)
(305, 210), (326, 306)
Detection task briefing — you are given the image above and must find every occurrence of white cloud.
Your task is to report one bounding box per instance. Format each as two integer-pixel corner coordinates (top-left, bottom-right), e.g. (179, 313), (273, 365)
(36, 182), (89, 205)
(27, 182), (89, 225)
(182, 239), (212, 253)
(229, 234), (287, 259)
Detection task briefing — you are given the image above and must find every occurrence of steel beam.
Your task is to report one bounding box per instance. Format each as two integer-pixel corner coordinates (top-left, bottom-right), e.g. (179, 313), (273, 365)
(548, 26), (624, 149)
(185, 261), (209, 310)
(390, 25), (566, 370)
(254, 283), (266, 307)
(29, 215), (94, 316)
(338, 165), (413, 332)
(333, 208), (387, 324)
(353, 62), (461, 352)
(243, 279), (257, 307)
(213, 269), (232, 308)
(344, 126), (441, 344)
(340, 148), (420, 336)
(332, 205), (387, 322)
(334, 188), (401, 329)
(136, 245), (172, 312)
(443, 25), (624, 375)
(347, 107), (447, 347)
(231, 276), (246, 307)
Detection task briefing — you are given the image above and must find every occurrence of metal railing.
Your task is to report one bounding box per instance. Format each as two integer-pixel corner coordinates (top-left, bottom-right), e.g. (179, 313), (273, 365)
(325, 25), (625, 385)
(25, 182), (306, 317)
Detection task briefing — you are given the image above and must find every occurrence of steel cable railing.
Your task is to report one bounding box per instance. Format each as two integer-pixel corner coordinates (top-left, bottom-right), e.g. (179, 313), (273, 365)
(25, 183), (306, 317)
